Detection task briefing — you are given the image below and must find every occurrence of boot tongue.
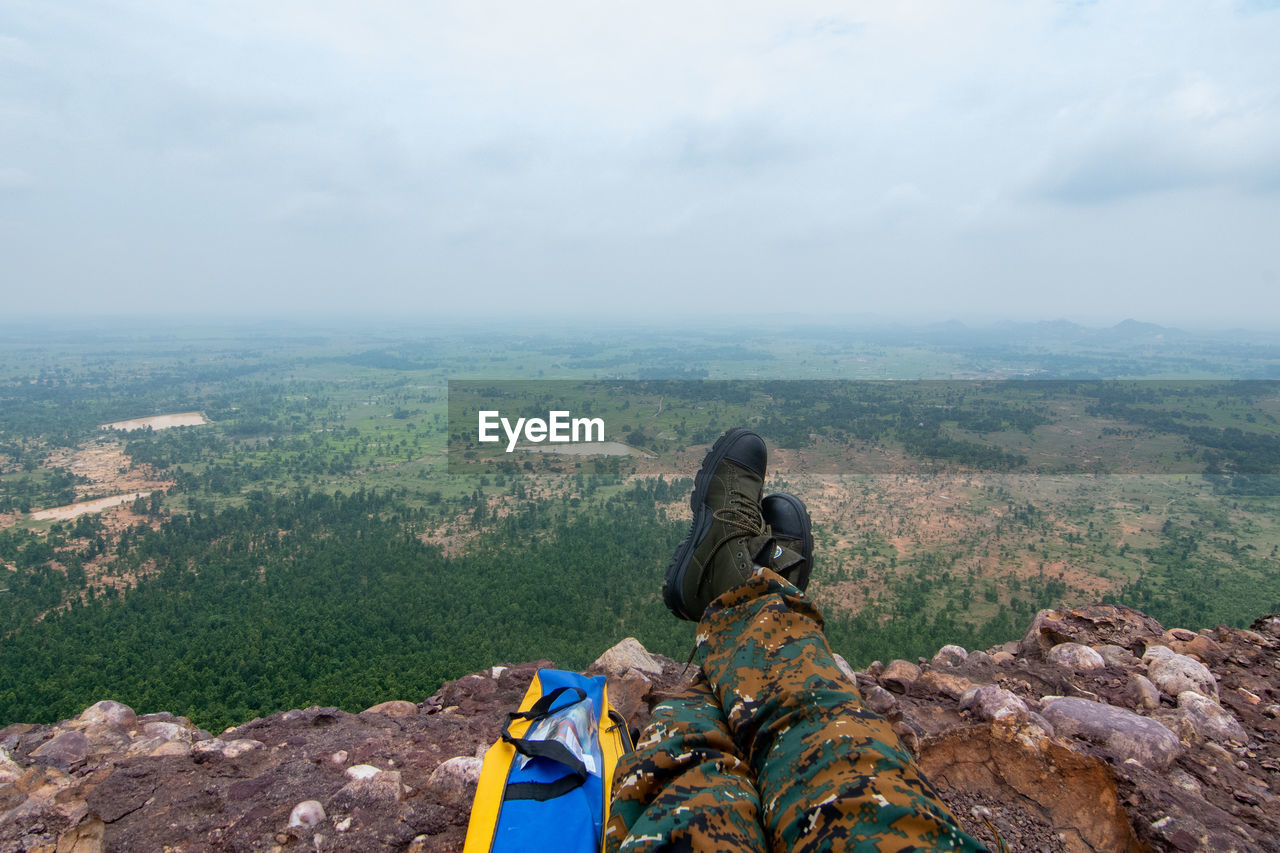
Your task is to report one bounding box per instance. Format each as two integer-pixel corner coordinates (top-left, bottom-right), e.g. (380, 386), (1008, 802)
(745, 532), (777, 566)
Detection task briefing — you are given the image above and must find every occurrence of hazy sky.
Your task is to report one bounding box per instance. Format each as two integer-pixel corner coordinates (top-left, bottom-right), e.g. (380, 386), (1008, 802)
(3, 1), (1279, 327)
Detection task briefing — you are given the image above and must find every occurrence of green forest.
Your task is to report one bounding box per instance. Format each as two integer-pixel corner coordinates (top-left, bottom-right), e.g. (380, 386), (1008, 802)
(2, 321), (1279, 731)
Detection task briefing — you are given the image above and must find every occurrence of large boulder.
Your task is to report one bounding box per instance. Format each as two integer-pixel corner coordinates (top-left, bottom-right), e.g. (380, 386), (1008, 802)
(1040, 696), (1182, 770)
(1143, 645), (1218, 701)
(1176, 692), (1248, 744)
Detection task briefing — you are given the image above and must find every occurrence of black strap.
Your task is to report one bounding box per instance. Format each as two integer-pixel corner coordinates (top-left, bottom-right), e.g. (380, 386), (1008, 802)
(500, 686), (590, 800)
(606, 709), (635, 754)
(504, 686), (586, 730)
(504, 774), (585, 802)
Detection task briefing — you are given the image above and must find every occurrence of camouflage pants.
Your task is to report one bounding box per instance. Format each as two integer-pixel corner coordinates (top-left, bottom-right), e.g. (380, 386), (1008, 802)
(607, 570), (986, 852)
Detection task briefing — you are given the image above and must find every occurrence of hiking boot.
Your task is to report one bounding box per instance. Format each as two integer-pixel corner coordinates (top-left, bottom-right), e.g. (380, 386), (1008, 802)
(663, 428), (772, 621)
(762, 492), (814, 592)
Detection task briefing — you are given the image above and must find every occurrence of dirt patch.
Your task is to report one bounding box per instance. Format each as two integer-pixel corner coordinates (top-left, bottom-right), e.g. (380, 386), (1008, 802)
(99, 412), (209, 432)
(30, 492), (154, 522)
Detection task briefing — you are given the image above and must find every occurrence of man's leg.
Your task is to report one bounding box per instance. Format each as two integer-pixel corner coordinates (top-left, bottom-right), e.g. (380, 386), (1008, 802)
(698, 569), (984, 853)
(606, 674), (767, 853)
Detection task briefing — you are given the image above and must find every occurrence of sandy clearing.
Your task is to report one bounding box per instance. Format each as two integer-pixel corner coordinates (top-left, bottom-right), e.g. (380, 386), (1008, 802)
(100, 412), (209, 432)
(31, 491), (152, 522)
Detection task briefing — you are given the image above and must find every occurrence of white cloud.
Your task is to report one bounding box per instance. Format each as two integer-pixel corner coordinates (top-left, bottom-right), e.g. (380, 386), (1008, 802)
(2, 1), (1279, 325)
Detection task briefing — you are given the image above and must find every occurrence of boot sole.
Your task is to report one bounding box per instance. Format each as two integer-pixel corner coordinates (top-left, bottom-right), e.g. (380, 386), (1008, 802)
(663, 428), (758, 620)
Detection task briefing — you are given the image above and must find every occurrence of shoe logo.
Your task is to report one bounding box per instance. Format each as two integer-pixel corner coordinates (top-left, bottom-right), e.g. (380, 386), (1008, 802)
(773, 545), (783, 560)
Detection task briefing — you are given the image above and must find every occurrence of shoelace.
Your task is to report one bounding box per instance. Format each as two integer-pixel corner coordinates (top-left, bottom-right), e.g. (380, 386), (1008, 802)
(707, 487), (766, 560)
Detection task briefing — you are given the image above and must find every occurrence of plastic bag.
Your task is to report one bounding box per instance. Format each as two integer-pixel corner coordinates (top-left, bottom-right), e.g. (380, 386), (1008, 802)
(517, 695), (603, 777)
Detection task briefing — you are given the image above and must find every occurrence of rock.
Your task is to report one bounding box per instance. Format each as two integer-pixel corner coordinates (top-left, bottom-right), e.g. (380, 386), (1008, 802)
(5, 604), (1280, 853)
(1126, 674), (1160, 710)
(140, 722), (187, 742)
(880, 659), (920, 693)
(1, 748), (23, 784)
(1095, 644), (1139, 668)
(864, 686), (897, 716)
(918, 722), (1144, 853)
(81, 723), (130, 752)
(53, 817), (104, 853)
(959, 685), (1029, 723)
(1175, 634), (1226, 666)
(333, 768), (404, 805)
(147, 741), (190, 758)
(1019, 604), (1164, 658)
(30, 731), (90, 766)
(931, 645), (968, 667)
(1026, 711), (1055, 738)
(1168, 768), (1202, 796)
(288, 800), (326, 828)
(832, 653), (858, 683)
(427, 756), (484, 801)
(591, 637), (664, 678)
(363, 700), (418, 718)
(1251, 613), (1280, 638)
(1040, 696), (1182, 770)
(915, 670), (978, 700)
(345, 764), (383, 781)
(78, 700), (136, 730)
(1176, 692), (1248, 743)
(191, 737), (264, 761)
(606, 671), (654, 724)
(1143, 646), (1218, 701)
(1047, 642), (1105, 671)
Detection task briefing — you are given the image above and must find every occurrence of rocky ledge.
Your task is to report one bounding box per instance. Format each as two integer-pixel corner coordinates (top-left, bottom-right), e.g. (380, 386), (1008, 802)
(2, 608), (1278, 853)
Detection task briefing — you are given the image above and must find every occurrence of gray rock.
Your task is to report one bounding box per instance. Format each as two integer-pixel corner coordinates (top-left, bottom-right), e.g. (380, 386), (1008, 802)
(1095, 644), (1139, 668)
(832, 653), (858, 683)
(78, 700), (137, 730)
(427, 756), (483, 802)
(289, 800), (326, 828)
(82, 722), (131, 751)
(1040, 696), (1182, 770)
(363, 700), (418, 718)
(332, 769), (404, 805)
(1047, 642), (1105, 671)
(191, 737), (264, 761)
(931, 644), (968, 667)
(141, 721), (188, 742)
(959, 685), (1029, 722)
(30, 731), (90, 766)
(864, 686), (897, 716)
(1026, 711), (1055, 738)
(1176, 692), (1248, 744)
(591, 637), (664, 678)
(1127, 674), (1160, 710)
(1143, 646), (1218, 701)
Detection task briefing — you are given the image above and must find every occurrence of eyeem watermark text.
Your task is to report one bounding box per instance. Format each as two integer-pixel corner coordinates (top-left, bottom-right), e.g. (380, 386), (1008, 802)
(478, 410), (606, 452)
